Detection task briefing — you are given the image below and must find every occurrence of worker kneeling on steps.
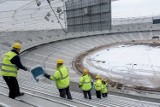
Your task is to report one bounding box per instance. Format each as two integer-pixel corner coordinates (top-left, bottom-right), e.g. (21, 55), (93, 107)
(44, 58), (72, 100)
(0, 42), (28, 99)
(79, 69), (92, 99)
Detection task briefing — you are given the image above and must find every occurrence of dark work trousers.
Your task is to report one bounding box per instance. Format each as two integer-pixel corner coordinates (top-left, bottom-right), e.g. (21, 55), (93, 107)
(96, 91), (101, 98)
(3, 76), (20, 99)
(102, 93), (108, 98)
(83, 90), (92, 99)
(58, 86), (72, 99)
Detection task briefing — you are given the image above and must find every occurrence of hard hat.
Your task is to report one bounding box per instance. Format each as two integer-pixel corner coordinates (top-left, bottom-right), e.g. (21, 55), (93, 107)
(102, 79), (107, 82)
(12, 42), (22, 49)
(104, 79), (107, 82)
(56, 58), (64, 64)
(83, 69), (88, 74)
(95, 75), (100, 79)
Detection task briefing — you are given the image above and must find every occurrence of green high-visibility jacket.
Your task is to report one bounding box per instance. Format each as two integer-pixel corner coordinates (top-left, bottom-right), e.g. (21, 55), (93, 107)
(50, 65), (70, 89)
(94, 79), (102, 91)
(0, 51), (18, 77)
(79, 74), (92, 91)
(101, 83), (108, 93)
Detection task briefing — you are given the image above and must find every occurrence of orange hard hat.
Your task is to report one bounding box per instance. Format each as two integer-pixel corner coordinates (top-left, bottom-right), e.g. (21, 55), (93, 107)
(83, 69), (89, 74)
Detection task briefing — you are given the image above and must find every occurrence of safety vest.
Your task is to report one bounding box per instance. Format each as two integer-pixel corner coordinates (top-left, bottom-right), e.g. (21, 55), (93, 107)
(0, 51), (18, 77)
(79, 74), (92, 91)
(50, 65), (70, 89)
(94, 79), (102, 91)
(101, 83), (108, 93)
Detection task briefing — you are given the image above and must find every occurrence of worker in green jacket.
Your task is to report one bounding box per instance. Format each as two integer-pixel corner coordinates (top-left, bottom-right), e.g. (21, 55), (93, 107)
(79, 69), (92, 99)
(44, 58), (72, 99)
(101, 79), (108, 98)
(0, 42), (28, 99)
(94, 75), (102, 98)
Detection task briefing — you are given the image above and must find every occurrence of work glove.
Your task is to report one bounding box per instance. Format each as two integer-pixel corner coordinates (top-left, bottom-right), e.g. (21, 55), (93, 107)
(91, 82), (93, 86)
(79, 84), (82, 88)
(23, 66), (28, 71)
(44, 73), (50, 79)
(24, 66), (31, 72)
(91, 82), (94, 89)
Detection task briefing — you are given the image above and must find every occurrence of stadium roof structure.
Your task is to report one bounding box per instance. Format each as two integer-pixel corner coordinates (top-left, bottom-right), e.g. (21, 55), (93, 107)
(0, 0), (66, 31)
(0, 0), (118, 31)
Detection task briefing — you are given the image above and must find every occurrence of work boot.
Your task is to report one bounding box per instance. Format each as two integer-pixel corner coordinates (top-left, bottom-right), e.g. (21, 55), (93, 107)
(68, 97), (72, 100)
(17, 92), (24, 97)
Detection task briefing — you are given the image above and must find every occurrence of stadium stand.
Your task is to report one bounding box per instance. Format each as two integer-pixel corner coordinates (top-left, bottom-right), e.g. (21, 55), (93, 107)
(0, 23), (160, 106)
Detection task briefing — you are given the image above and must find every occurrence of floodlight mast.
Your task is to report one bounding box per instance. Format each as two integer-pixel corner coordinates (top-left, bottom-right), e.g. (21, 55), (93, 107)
(46, 0), (67, 34)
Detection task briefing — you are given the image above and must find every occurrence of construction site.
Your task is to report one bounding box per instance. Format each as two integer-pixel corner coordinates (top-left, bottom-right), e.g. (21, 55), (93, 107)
(0, 0), (160, 107)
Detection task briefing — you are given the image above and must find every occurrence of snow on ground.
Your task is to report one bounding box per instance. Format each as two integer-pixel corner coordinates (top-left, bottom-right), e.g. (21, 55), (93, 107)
(83, 45), (160, 88)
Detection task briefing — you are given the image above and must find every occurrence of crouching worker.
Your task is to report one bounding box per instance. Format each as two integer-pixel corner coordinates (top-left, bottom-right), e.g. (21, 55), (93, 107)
(101, 79), (108, 98)
(79, 69), (92, 99)
(44, 58), (72, 100)
(94, 75), (102, 99)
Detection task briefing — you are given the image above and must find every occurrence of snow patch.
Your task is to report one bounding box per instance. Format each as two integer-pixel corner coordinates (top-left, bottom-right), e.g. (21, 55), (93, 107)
(84, 45), (160, 88)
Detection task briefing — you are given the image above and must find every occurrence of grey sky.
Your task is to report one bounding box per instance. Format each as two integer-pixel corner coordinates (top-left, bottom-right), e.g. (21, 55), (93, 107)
(112, 0), (160, 18)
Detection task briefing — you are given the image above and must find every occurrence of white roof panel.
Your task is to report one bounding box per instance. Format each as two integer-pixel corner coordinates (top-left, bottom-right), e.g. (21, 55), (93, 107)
(0, 0), (65, 31)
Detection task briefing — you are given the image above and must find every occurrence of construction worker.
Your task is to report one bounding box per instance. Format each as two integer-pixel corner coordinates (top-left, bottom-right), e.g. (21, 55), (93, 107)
(44, 58), (72, 100)
(94, 75), (102, 98)
(101, 79), (108, 98)
(79, 69), (92, 99)
(0, 42), (28, 99)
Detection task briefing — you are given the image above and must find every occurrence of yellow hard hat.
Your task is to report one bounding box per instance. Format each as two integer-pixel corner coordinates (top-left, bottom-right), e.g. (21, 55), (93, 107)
(102, 79), (107, 82)
(12, 42), (22, 49)
(56, 58), (64, 64)
(83, 69), (88, 75)
(95, 75), (100, 79)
